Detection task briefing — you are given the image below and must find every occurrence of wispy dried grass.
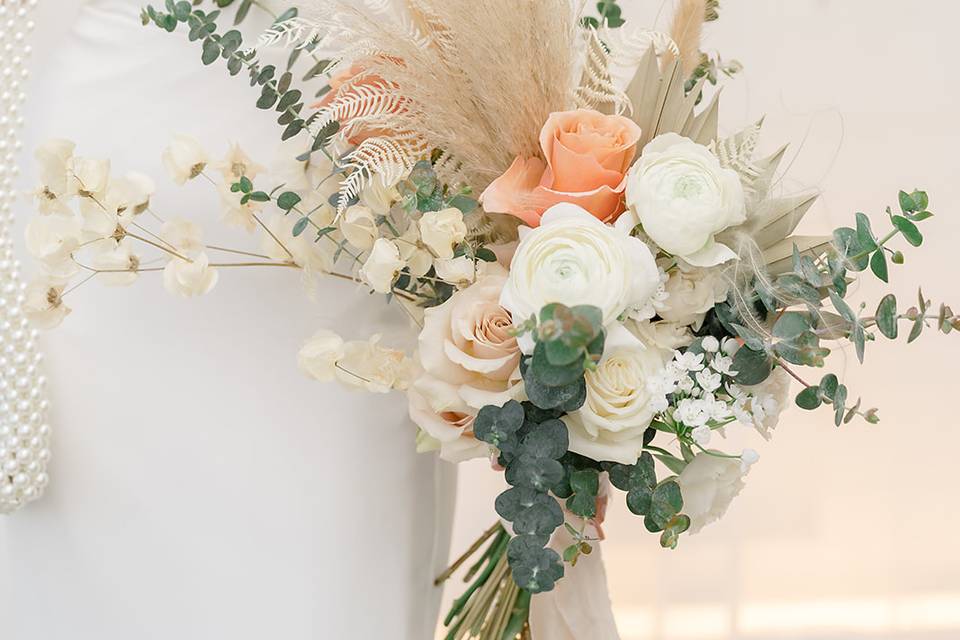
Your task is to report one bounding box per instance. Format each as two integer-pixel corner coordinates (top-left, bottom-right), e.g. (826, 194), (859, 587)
(292, 0), (581, 192)
(666, 0), (706, 76)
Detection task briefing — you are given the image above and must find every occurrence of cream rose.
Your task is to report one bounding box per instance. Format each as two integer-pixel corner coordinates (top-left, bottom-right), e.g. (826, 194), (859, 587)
(658, 264), (730, 327)
(500, 203), (659, 345)
(623, 133), (745, 267)
(419, 207), (466, 259)
(677, 453), (749, 534)
(410, 274), (523, 461)
(564, 331), (670, 464)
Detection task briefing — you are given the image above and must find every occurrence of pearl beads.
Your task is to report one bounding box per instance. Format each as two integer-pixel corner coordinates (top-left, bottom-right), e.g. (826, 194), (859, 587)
(0, 0), (50, 515)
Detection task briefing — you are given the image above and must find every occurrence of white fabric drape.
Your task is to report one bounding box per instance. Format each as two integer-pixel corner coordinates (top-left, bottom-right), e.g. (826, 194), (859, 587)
(0, 2), (455, 638)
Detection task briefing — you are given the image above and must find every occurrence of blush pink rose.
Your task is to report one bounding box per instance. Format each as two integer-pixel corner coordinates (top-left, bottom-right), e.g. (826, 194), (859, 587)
(481, 109), (642, 226)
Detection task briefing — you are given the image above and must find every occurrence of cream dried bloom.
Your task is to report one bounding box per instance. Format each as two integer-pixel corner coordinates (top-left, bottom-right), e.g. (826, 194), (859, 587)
(336, 335), (415, 393)
(163, 252), (218, 297)
(162, 134), (209, 185)
(297, 329), (346, 382)
(213, 143), (265, 182)
(23, 277), (71, 329)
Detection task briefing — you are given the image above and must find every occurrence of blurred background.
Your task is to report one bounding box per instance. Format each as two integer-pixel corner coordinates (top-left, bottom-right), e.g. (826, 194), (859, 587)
(442, 1), (960, 638)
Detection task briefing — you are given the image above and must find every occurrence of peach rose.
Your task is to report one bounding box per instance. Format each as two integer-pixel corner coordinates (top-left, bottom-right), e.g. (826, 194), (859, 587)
(408, 273), (524, 462)
(481, 109), (642, 226)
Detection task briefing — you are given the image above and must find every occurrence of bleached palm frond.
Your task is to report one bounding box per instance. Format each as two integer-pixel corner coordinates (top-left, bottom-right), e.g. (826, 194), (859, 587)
(337, 134), (429, 215)
(575, 29), (629, 115)
(312, 82), (405, 132)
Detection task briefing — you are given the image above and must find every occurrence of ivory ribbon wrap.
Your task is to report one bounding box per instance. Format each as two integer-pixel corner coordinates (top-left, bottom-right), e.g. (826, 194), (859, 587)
(529, 513), (621, 638)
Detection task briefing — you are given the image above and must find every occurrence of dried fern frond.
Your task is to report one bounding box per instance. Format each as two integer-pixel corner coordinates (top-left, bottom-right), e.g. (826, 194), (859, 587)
(667, 0), (707, 77)
(339, 134), (428, 211)
(711, 119), (763, 200)
(312, 81), (407, 133)
(575, 29), (630, 115)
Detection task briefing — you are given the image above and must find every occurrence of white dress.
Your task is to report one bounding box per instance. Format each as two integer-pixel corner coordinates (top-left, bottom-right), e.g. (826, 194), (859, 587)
(0, 2), (455, 638)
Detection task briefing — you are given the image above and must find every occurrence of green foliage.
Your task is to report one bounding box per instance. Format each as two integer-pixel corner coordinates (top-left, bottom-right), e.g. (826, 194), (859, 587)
(581, 0), (626, 29)
(475, 401), (568, 593)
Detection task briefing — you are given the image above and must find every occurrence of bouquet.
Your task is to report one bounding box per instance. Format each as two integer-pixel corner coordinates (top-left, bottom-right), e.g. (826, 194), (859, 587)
(19, 0), (959, 637)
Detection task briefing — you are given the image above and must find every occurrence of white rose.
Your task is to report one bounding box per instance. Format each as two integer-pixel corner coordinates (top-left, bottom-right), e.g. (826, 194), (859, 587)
(434, 255), (477, 286)
(360, 238), (405, 293)
(658, 264), (730, 327)
(162, 134), (209, 185)
(340, 205), (379, 251)
(624, 133), (745, 267)
(500, 203), (659, 343)
(678, 453), (748, 534)
(163, 252), (219, 297)
(360, 177), (400, 215)
(297, 329), (346, 382)
(23, 278), (71, 330)
(628, 319), (694, 350)
(336, 335), (415, 393)
(419, 208), (467, 259)
(24, 213), (82, 266)
(564, 329), (670, 464)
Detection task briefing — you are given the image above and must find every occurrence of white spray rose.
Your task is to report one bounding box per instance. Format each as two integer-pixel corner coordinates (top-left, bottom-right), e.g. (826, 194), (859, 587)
(419, 208), (467, 259)
(297, 329), (346, 382)
(434, 255), (477, 286)
(733, 366), (792, 439)
(500, 203), (659, 347)
(162, 134), (209, 185)
(629, 319), (695, 350)
(162, 217), (205, 255)
(336, 335), (415, 393)
(398, 225), (433, 278)
(658, 264), (730, 327)
(678, 453), (748, 534)
(564, 329), (670, 464)
(23, 278), (71, 330)
(89, 241), (139, 287)
(340, 204), (379, 251)
(623, 133), (745, 267)
(35, 139), (75, 196)
(163, 253), (219, 297)
(24, 213), (82, 266)
(360, 238), (405, 293)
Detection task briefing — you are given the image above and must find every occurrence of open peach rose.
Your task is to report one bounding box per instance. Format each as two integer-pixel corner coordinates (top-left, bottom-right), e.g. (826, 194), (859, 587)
(481, 109), (642, 226)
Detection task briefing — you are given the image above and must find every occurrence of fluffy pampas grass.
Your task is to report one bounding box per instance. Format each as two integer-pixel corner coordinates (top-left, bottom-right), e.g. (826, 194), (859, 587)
(667, 0), (706, 76)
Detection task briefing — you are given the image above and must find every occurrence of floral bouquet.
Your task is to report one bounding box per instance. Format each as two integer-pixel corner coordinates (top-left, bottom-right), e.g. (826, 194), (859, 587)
(19, 0), (960, 637)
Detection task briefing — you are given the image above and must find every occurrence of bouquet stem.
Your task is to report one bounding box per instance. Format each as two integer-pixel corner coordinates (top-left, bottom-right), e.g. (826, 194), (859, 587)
(437, 523), (532, 640)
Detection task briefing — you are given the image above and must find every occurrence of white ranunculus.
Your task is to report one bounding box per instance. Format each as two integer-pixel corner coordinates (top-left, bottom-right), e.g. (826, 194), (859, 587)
(658, 264), (730, 328)
(162, 134), (209, 185)
(336, 335), (415, 393)
(340, 204), (379, 251)
(162, 217), (205, 255)
(678, 453), (749, 533)
(24, 213), (82, 266)
(297, 329), (345, 382)
(90, 241), (139, 287)
(23, 278), (71, 330)
(360, 238), (405, 293)
(212, 143), (265, 182)
(623, 133), (745, 267)
(163, 253), (219, 297)
(501, 203), (659, 342)
(564, 328), (669, 464)
(419, 208), (467, 260)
